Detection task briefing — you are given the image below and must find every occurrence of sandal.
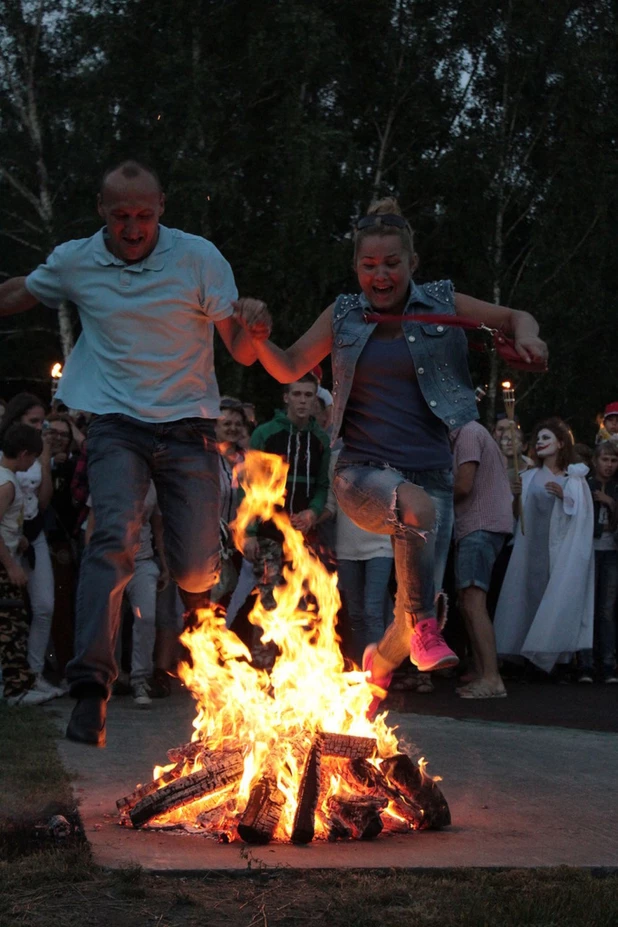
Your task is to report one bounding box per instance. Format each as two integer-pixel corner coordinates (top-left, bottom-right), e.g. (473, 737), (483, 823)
(416, 673), (434, 694)
(457, 681), (507, 699)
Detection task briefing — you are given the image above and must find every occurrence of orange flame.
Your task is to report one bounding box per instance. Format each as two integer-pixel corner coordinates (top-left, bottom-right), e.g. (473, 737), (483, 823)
(146, 450), (436, 839)
(51, 363), (63, 379)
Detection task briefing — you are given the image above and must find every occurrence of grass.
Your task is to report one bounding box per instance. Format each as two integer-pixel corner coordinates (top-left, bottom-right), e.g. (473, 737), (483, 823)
(0, 701), (77, 861)
(1, 703), (617, 926)
(1, 856), (618, 927)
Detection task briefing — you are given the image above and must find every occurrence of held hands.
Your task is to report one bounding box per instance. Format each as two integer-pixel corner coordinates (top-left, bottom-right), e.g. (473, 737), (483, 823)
(244, 509), (316, 560)
(232, 298), (272, 342)
(290, 509), (317, 535)
(546, 481), (564, 500)
(244, 536), (260, 562)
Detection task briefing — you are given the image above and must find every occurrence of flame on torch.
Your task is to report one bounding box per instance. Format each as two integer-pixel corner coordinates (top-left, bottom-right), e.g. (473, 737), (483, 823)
(51, 363), (63, 379)
(501, 380), (525, 533)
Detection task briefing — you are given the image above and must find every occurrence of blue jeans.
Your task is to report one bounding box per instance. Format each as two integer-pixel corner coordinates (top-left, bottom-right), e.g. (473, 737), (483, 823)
(337, 557), (394, 666)
(580, 548), (618, 674)
(67, 414), (220, 695)
(333, 463), (453, 667)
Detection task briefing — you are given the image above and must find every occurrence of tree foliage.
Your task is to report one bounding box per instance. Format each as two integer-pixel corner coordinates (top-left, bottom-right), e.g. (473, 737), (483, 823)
(0, 0), (615, 440)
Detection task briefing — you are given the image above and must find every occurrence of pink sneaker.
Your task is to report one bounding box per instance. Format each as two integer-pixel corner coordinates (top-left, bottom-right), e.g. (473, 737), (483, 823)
(410, 618), (459, 673)
(362, 643), (393, 721)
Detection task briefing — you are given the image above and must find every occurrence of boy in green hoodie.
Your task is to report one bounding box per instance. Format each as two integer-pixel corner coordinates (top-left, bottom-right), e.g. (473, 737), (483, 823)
(243, 374), (331, 625)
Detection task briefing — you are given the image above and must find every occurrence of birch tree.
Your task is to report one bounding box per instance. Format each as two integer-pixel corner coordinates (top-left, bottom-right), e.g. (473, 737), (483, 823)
(0, 0), (75, 358)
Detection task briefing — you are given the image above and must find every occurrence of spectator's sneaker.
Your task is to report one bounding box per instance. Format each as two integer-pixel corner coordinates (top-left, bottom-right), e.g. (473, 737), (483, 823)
(362, 644), (394, 721)
(603, 673), (618, 684)
(7, 687), (56, 707)
(409, 618), (459, 673)
(132, 681), (152, 708)
(33, 674), (65, 699)
(577, 673), (594, 684)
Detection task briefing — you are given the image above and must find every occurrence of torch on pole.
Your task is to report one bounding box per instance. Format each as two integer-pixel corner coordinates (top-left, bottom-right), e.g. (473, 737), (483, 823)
(50, 363), (63, 402)
(501, 380), (524, 535)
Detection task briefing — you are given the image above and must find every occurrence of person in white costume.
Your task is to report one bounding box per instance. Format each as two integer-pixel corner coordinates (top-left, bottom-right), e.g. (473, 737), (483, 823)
(494, 418), (594, 674)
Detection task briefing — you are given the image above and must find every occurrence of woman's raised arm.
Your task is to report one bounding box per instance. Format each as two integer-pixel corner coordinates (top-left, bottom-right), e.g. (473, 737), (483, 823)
(454, 292), (548, 367)
(249, 304), (335, 383)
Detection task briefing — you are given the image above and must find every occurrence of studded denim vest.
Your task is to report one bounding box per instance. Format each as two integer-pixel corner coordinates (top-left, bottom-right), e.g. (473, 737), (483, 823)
(330, 280), (479, 446)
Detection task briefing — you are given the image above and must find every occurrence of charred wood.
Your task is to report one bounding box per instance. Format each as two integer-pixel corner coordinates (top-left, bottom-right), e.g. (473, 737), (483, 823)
(380, 755), (451, 830)
(291, 738), (322, 844)
(237, 777), (286, 845)
(129, 749), (244, 828)
(318, 732), (376, 760)
(116, 766), (183, 813)
(166, 741), (205, 765)
(326, 795), (387, 841)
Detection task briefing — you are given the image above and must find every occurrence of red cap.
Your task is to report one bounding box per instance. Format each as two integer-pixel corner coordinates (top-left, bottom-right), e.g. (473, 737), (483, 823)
(311, 365), (323, 382)
(604, 402), (618, 418)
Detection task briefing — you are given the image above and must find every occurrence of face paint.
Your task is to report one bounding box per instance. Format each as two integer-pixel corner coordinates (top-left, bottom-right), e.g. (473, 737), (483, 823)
(535, 429), (560, 458)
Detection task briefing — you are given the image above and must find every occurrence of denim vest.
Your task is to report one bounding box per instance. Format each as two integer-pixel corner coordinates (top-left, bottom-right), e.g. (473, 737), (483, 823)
(330, 280), (478, 446)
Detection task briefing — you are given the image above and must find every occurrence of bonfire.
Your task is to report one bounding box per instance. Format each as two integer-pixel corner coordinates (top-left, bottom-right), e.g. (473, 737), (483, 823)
(117, 451), (450, 843)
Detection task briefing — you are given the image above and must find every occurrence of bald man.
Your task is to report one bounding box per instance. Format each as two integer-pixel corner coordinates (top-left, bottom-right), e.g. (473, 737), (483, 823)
(0, 160), (270, 745)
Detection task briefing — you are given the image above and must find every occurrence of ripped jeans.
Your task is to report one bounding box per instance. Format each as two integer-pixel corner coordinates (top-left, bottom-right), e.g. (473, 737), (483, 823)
(333, 463), (454, 668)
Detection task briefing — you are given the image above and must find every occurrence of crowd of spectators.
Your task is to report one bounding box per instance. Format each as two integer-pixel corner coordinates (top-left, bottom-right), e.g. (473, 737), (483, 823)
(1, 382), (617, 711)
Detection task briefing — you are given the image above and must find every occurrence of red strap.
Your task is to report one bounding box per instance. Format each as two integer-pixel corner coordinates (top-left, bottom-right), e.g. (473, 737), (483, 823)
(362, 312), (494, 332)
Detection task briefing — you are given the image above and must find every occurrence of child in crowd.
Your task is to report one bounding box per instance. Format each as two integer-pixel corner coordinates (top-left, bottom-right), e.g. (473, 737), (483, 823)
(0, 425), (60, 705)
(596, 402), (618, 445)
(451, 420), (513, 698)
(579, 441), (618, 683)
(0, 394), (57, 693)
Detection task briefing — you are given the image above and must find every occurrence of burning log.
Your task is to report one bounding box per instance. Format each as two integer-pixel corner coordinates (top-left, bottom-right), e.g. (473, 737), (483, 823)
(318, 732), (376, 760)
(237, 777), (286, 845)
(380, 755), (451, 830)
(166, 741), (205, 765)
(350, 755), (451, 830)
(326, 795), (387, 841)
(291, 737), (323, 844)
(116, 766), (183, 813)
(129, 749), (244, 829)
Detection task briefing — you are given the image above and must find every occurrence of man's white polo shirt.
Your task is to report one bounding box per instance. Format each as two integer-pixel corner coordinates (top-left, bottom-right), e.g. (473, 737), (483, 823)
(25, 225), (238, 422)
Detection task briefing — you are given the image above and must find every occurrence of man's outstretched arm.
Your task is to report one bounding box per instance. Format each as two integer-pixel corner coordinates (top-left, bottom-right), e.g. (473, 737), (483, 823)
(0, 277), (39, 316)
(215, 298), (272, 366)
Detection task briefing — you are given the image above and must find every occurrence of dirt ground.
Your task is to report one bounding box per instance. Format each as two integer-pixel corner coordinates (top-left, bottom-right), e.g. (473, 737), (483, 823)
(2, 846), (618, 927)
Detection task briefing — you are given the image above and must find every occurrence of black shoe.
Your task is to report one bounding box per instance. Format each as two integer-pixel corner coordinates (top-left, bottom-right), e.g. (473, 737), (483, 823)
(112, 672), (132, 696)
(149, 668), (172, 699)
(66, 696), (107, 746)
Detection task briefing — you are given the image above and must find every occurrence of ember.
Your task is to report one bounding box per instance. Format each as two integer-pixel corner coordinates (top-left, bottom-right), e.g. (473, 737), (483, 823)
(117, 451), (451, 843)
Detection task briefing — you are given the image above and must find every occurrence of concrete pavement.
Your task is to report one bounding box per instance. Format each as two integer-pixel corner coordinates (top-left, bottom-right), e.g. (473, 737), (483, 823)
(46, 688), (618, 871)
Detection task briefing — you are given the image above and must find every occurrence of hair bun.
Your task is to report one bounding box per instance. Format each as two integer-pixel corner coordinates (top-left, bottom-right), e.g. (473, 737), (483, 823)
(367, 196), (402, 217)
